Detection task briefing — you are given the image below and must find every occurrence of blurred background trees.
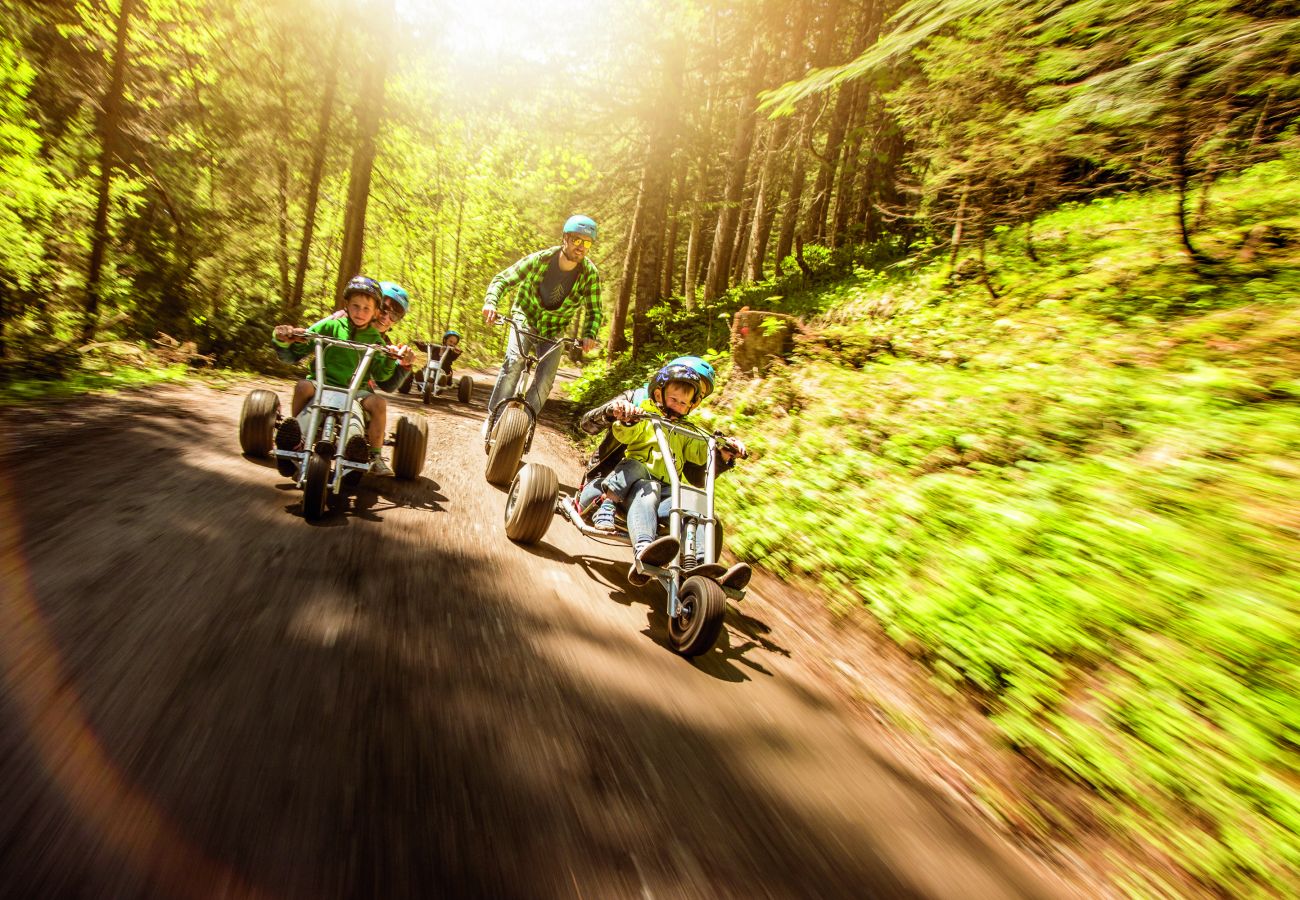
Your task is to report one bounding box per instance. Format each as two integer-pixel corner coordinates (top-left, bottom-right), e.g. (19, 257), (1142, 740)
(0, 0), (1293, 371)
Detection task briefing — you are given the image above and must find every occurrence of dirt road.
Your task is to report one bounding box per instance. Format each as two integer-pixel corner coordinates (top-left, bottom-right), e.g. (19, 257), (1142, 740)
(0, 373), (1078, 899)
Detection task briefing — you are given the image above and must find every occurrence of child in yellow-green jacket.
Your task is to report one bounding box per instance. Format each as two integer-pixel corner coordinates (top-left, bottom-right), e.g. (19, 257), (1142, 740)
(576, 357), (747, 587)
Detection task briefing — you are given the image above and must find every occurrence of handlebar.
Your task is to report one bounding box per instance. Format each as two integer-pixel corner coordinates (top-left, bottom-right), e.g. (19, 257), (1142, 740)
(493, 316), (581, 349)
(282, 329), (402, 358)
(618, 409), (748, 458)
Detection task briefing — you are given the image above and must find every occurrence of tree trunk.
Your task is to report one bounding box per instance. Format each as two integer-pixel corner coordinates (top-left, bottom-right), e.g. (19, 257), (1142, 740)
(660, 157), (684, 300)
(429, 231), (438, 334)
(830, 85), (868, 249)
(948, 181), (969, 274)
(729, 164), (757, 285)
(82, 0), (137, 343)
(448, 193), (465, 327)
(334, 0), (395, 300)
(683, 163), (706, 309)
(744, 116), (791, 282)
(773, 112), (811, 277)
(632, 43), (683, 357)
(808, 10), (872, 244)
(608, 173), (644, 358)
(1173, 110), (1211, 266)
(703, 40), (768, 302)
(288, 5), (344, 319)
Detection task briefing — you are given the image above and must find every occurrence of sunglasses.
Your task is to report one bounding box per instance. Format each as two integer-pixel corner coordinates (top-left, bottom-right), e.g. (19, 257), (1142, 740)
(567, 235), (593, 249)
(382, 300), (406, 322)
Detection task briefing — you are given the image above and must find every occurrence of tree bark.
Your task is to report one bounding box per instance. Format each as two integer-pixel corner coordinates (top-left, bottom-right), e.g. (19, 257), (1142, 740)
(829, 84), (867, 248)
(632, 42), (682, 357)
(703, 40), (768, 302)
(608, 173), (644, 358)
(773, 112), (811, 277)
(948, 180), (969, 274)
(683, 162), (706, 309)
(288, 4), (344, 319)
(808, 9), (872, 244)
(82, 0), (137, 343)
(660, 156), (684, 300)
(334, 0), (394, 301)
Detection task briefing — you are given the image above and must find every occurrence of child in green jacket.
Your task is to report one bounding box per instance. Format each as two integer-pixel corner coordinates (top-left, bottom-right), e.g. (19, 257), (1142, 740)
(271, 275), (398, 476)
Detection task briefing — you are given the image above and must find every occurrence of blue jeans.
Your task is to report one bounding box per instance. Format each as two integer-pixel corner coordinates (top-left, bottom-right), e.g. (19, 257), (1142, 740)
(578, 458), (672, 549)
(486, 315), (563, 422)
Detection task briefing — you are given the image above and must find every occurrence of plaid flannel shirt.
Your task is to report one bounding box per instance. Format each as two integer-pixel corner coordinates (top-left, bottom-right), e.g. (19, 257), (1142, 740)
(481, 246), (602, 340)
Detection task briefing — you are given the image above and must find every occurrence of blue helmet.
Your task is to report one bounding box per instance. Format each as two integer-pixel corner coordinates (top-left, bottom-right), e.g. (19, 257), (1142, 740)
(666, 355), (716, 399)
(379, 281), (410, 314)
(650, 357), (714, 417)
(562, 214), (598, 241)
(443, 329), (461, 343)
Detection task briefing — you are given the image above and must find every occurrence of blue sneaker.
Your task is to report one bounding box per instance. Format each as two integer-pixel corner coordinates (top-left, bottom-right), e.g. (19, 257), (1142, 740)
(592, 500), (617, 532)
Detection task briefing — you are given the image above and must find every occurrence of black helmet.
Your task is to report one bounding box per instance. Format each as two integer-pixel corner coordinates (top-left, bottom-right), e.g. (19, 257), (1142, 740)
(343, 275), (383, 303)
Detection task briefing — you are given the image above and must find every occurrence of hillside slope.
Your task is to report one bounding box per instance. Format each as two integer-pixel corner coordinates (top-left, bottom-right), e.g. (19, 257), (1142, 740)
(605, 153), (1300, 897)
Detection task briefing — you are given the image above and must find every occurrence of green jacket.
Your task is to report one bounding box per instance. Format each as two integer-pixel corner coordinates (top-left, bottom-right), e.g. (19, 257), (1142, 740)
(482, 246), (602, 340)
(610, 394), (710, 483)
(272, 314), (395, 388)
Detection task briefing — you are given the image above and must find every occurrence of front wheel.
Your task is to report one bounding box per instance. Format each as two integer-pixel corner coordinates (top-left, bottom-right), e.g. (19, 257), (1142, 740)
(239, 389), (279, 456)
(485, 405), (530, 486)
(302, 451), (331, 521)
(457, 375), (473, 404)
(668, 575), (726, 657)
(392, 414), (428, 479)
(422, 375), (434, 405)
(504, 463), (558, 543)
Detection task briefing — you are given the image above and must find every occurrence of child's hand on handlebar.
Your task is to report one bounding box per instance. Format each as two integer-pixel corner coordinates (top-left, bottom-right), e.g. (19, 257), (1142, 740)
(608, 399), (641, 424)
(273, 324), (307, 343)
(388, 344), (415, 366)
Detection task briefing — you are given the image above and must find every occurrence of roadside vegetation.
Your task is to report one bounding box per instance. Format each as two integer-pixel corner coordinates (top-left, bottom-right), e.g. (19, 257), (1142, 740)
(577, 154), (1300, 897)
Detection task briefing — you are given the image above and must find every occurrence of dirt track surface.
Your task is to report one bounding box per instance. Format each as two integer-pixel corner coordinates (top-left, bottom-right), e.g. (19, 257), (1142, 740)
(0, 373), (1079, 899)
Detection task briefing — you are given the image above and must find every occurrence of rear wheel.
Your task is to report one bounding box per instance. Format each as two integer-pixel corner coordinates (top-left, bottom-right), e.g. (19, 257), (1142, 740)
(504, 463), (558, 543)
(457, 375), (473, 403)
(485, 405), (530, 486)
(668, 575), (726, 657)
(239, 390), (279, 456)
(392, 415), (428, 479)
(302, 451), (331, 521)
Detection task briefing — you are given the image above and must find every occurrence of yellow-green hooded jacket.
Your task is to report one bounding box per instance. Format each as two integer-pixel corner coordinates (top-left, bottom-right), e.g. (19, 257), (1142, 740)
(610, 390), (710, 482)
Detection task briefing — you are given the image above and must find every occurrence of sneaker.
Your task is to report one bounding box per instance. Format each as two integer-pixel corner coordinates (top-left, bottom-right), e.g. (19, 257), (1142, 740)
(369, 454), (394, 477)
(628, 535), (680, 586)
(720, 563), (752, 590)
(685, 562), (727, 581)
(592, 500), (618, 533)
(344, 434), (369, 463)
(627, 563), (653, 588)
(637, 535), (680, 567)
(274, 417), (303, 477)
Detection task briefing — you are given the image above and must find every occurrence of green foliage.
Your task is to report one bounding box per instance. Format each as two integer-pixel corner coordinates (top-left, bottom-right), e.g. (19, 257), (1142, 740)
(707, 157), (1300, 896)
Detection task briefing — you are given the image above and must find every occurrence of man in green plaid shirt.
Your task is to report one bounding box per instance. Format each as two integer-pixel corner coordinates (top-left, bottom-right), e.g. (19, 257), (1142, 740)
(480, 214), (603, 435)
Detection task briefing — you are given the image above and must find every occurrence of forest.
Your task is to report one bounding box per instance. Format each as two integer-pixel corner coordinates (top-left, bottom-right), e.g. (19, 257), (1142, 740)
(1, 0), (1298, 895)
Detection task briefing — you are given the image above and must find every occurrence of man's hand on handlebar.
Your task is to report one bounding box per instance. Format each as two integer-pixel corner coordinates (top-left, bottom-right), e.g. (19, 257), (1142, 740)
(481, 306), (502, 325)
(389, 343), (415, 366)
(579, 337), (598, 353)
